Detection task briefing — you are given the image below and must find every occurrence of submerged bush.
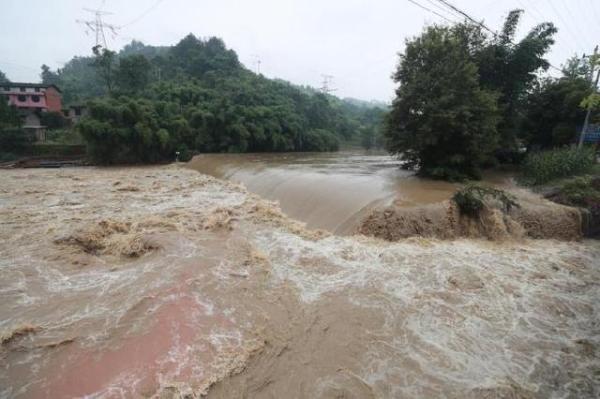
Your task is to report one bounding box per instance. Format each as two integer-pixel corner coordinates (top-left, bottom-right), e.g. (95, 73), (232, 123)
(521, 146), (596, 185)
(547, 176), (600, 237)
(453, 184), (519, 217)
(550, 176), (600, 208)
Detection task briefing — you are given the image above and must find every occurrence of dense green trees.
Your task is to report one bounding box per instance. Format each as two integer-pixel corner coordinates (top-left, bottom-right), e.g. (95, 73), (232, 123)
(519, 53), (598, 151)
(385, 24), (500, 180)
(115, 55), (151, 94)
(40, 34), (382, 163)
(40, 64), (60, 86)
(385, 10), (561, 180)
(477, 10), (556, 151)
(91, 46), (117, 94)
(0, 96), (21, 129)
(521, 77), (591, 149)
(78, 75), (345, 163)
(79, 98), (176, 163)
(0, 99), (26, 157)
(72, 34), (378, 163)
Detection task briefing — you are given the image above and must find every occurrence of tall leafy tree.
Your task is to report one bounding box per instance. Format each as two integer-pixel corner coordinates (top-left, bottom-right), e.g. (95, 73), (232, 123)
(385, 24), (500, 180)
(0, 98), (20, 128)
(0, 99), (27, 153)
(0, 69), (9, 84)
(477, 10), (557, 151)
(40, 64), (60, 85)
(92, 45), (117, 94)
(115, 55), (151, 93)
(562, 55), (592, 80)
(522, 76), (591, 149)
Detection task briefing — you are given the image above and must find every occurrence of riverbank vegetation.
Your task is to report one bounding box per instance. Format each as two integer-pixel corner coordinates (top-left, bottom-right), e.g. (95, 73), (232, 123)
(385, 9), (598, 181)
(35, 36), (386, 164)
(0, 97), (27, 161)
(2, 8), (597, 178)
(521, 146), (596, 185)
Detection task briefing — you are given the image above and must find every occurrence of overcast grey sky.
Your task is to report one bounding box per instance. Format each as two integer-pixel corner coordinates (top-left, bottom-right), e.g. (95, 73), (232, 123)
(1, 0), (599, 101)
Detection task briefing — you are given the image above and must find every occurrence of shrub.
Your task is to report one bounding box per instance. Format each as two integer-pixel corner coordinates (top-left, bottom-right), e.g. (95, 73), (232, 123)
(0, 128), (29, 153)
(453, 184), (519, 217)
(547, 176), (600, 236)
(521, 146), (596, 185)
(175, 144), (193, 162)
(552, 176), (600, 208)
(45, 128), (83, 144)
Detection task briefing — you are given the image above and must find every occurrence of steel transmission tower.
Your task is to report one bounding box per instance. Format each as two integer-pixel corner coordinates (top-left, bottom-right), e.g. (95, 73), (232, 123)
(319, 74), (336, 94)
(76, 7), (120, 49)
(251, 54), (262, 74)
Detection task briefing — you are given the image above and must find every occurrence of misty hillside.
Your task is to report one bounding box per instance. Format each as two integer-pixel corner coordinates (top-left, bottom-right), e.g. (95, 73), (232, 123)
(39, 34), (385, 159)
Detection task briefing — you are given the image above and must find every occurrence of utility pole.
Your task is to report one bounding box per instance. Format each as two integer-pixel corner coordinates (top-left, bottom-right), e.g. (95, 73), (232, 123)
(578, 45), (599, 149)
(251, 54), (261, 75)
(76, 7), (119, 50)
(319, 74), (336, 94)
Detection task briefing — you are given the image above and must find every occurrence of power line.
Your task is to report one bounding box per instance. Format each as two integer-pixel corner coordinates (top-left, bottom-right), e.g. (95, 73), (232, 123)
(405, 0), (455, 24)
(578, 1), (600, 39)
(432, 0), (564, 72)
(76, 7), (119, 49)
(559, 1), (594, 49)
(590, 0), (600, 23)
(518, 0), (595, 67)
(578, 45), (599, 148)
(432, 0), (498, 36)
(421, 0), (460, 21)
(120, 0), (164, 28)
(546, 0), (587, 49)
(517, 0), (546, 23)
(515, 0), (577, 64)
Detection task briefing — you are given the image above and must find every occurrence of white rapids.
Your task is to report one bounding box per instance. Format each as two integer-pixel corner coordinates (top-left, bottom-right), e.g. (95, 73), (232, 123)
(0, 165), (598, 398)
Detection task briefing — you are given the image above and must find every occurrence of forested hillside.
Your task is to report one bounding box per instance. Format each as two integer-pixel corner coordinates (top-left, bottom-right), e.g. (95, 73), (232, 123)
(40, 35), (385, 163)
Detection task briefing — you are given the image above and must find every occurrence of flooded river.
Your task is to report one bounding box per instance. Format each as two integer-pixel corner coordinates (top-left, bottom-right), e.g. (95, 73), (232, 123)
(1, 163), (599, 398)
(187, 152), (465, 233)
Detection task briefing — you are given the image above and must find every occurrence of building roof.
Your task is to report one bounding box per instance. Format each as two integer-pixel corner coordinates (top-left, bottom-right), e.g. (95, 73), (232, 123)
(1, 82), (62, 93)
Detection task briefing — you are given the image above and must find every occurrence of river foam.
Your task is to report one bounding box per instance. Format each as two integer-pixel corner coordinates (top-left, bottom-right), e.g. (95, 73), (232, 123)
(0, 165), (598, 398)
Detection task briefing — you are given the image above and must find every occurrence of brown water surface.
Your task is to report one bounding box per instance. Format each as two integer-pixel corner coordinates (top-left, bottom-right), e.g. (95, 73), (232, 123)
(187, 152), (475, 233)
(1, 165), (598, 399)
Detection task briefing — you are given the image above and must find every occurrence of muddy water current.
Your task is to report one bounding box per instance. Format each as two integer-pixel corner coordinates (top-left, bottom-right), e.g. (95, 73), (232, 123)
(1, 164), (599, 398)
(187, 152), (473, 234)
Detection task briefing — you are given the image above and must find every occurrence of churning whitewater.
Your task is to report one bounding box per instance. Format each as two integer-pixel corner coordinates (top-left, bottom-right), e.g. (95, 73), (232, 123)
(1, 165), (599, 398)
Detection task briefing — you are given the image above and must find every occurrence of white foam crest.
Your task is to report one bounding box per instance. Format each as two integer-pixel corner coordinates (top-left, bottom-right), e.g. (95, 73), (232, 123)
(251, 229), (600, 396)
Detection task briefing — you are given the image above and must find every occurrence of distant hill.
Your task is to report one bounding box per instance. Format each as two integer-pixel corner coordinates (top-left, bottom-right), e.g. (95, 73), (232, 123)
(341, 97), (389, 109)
(41, 34), (386, 161)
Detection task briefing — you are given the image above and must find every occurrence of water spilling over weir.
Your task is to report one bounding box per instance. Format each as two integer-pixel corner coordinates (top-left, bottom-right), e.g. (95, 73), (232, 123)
(187, 152), (464, 234)
(0, 162), (599, 398)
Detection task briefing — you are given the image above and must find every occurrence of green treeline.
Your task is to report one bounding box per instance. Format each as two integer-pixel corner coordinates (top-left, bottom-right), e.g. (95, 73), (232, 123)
(2, 9), (597, 177)
(38, 35), (384, 163)
(385, 9), (598, 180)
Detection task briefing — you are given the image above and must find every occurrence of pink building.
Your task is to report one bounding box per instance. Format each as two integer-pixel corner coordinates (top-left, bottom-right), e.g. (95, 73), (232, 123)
(1, 83), (63, 141)
(1, 83), (62, 113)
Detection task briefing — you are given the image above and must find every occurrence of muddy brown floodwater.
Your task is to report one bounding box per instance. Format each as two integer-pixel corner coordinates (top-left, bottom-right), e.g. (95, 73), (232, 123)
(1, 162), (599, 398)
(187, 152), (474, 234)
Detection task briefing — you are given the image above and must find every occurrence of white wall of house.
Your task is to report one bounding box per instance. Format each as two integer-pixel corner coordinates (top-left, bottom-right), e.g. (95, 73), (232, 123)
(23, 112), (41, 127)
